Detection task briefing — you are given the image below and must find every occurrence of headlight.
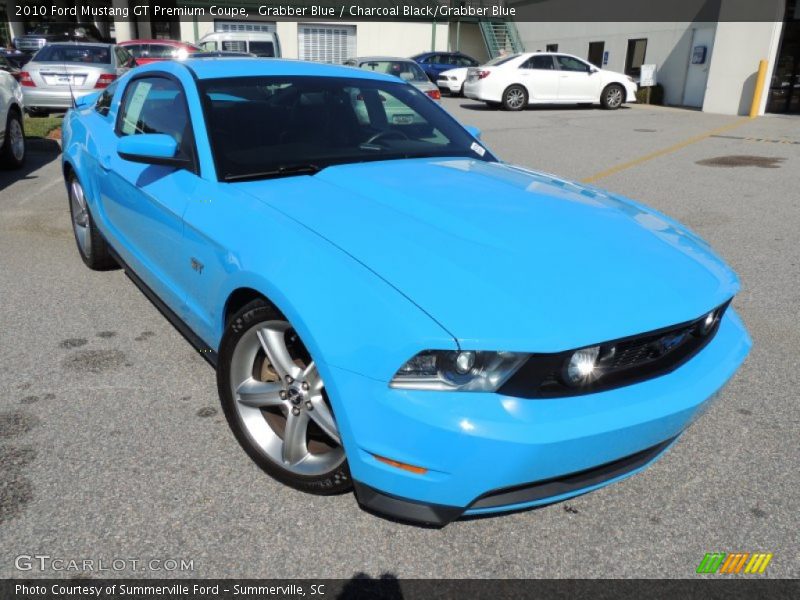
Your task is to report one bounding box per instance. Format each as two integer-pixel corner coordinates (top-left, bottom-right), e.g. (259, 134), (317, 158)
(390, 350), (528, 392)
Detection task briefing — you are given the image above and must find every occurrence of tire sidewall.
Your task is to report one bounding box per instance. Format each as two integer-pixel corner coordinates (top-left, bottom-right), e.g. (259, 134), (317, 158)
(67, 173), (95, 267)
(602, 84), (624, 110)
(2, 110), (25, 169)
(217, 303), (351, 495)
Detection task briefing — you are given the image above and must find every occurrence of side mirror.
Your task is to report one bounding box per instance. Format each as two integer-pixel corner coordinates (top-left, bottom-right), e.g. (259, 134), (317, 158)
(589, 67), (599, 74)
(464, 125), (481, 139)
(117, 134), (190, 168)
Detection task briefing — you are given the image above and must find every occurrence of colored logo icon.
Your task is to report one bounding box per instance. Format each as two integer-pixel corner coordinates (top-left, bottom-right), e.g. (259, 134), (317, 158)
(697, 552), (773, 574)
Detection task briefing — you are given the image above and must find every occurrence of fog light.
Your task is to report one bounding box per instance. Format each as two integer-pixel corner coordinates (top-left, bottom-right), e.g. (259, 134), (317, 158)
(565, 346), (600, 386)
(455, 351), (476, 374)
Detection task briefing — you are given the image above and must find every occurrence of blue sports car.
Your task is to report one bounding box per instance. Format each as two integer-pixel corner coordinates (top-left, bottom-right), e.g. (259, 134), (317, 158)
(62, 59), (751, 526)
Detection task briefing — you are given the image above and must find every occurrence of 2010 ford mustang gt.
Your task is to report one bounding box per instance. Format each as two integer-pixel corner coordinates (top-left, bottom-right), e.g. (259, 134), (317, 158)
(62, 59), (751, 526)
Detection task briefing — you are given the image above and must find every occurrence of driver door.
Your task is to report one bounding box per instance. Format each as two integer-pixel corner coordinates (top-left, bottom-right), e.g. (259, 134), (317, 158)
(98, 74), (199, 317)
(555, 55), (601, 101)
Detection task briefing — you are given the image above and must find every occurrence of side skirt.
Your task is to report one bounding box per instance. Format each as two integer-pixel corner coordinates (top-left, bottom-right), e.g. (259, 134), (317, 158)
(108, 247), (218, 369)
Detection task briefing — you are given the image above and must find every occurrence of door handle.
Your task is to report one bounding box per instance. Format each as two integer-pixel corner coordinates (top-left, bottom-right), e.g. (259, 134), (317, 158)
(99, 154), (112, 171)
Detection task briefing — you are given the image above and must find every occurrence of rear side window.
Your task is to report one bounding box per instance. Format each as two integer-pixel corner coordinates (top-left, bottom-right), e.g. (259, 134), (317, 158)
(117, 76), (196, 168)
(34, 45), (111, 64)
(123, 44), (145, 58)
(95, 81), (117, 117)
(522, 56), (556, 70)
(221, 40), (247, 53)
(248, 41), (275, 57)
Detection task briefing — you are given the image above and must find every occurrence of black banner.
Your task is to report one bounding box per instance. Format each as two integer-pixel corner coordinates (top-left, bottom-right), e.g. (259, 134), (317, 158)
(6, 0), (793, 23)
(3, 579), (800, 600)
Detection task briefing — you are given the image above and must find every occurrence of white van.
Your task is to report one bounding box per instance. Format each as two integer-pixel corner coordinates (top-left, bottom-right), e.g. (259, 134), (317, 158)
(198, 32), (281, 58)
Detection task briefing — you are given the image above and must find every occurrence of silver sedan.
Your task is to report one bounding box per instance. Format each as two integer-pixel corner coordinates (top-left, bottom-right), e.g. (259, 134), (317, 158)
(343, 56), (442, 101)
(21, 42), (136, 116)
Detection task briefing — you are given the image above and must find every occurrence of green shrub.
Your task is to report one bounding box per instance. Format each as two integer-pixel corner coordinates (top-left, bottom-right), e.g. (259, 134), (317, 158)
(636, 83), (664, 105)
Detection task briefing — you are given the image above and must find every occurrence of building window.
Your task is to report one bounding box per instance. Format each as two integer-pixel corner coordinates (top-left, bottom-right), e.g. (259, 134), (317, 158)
(215, 21), (276, 34)
(546, 43), (558, 52)
(298, 24), (356, 64)
(588, 41), (605, 68)
(625, 38), (648, 78)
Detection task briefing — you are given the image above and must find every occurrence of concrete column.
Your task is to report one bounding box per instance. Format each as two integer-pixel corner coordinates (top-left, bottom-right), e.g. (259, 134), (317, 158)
(112, 0), (134, 42)
(7, 19), (25, 42)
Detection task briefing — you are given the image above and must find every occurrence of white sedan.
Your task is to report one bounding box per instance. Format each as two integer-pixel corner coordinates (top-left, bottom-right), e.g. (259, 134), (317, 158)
(463, 52), (638, 111)
(436, 67), (469, 96)
(0, 69), (25, 168)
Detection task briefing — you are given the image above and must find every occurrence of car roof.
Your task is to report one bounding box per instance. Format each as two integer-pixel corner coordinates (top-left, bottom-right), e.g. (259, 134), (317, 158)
(152, 58), (400, 82)
(119, 39), (193, 46)
(39, 42), (114, 48)
(350, 56), (417, 63)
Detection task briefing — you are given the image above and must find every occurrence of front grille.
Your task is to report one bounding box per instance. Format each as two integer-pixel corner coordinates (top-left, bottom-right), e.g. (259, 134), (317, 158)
(498, 301), (730, 398)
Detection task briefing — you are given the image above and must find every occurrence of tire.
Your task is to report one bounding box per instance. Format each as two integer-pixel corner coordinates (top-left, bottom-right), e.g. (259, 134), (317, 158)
(67, 172), (117, 270)
(601, 84), (625, 110)
(502, 85), (528, 111)
(218, 300), (351, 495)
(1, 108), (25, 169)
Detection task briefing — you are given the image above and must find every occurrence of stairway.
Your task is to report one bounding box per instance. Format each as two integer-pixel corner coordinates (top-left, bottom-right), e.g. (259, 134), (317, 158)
(479, 20), (525, 59)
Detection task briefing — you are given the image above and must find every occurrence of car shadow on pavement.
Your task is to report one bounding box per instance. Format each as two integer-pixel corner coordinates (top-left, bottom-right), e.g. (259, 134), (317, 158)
(0, 138), (61, 193)
(459, 102), (631, 112)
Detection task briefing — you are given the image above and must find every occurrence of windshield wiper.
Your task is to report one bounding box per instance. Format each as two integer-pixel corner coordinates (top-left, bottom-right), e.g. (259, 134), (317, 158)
(223, 164), (323, 182)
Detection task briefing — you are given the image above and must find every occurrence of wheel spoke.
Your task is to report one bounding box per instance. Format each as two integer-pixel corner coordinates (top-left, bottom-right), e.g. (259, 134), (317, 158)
(308, 395), (340, 444)
(256, 324), (302, 382)
(282, 411), (309, 465)
(236, 378), (285, 408)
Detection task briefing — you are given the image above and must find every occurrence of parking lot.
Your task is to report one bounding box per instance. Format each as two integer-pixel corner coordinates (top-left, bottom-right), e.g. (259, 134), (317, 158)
(1, 98), (798, 579)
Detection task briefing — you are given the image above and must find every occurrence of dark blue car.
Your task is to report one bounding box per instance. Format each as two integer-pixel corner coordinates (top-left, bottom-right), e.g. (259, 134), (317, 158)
(412, 51), (479, 81)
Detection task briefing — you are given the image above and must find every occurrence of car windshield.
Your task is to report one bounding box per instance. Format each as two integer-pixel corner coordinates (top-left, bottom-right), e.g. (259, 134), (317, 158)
(199, 75), (495, 181)
(357, 61), (428, 83)
(31, 23), (72, 35)
(34, 45), (110, 64)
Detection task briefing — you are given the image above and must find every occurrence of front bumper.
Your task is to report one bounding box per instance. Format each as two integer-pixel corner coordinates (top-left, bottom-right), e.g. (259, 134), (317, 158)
(23, 87), (96, 110)
(324, 309), (750, 525)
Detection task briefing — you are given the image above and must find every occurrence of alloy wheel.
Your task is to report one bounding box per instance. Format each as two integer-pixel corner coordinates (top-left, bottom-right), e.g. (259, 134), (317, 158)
(9, 118), (24, 162)
(606, 86), (623, 108)
(506, 88), (526, 110)
(70, 179), (91, 256)
(229, 320), (344, 476)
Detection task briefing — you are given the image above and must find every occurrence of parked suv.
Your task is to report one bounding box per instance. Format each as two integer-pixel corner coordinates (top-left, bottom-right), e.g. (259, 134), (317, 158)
(198, 32), (281, 58)
(412, 51), (479, 82)
(13, 22), (107, 55)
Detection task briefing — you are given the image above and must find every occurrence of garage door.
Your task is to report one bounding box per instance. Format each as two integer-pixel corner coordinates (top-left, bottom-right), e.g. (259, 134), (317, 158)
(298, 24), (356, 63)
(215, 21), (276, 34)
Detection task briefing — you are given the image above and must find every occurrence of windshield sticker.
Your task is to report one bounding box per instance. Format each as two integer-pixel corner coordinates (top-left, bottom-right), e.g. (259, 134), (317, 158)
(121, 81), (152, 135)
(471, 142), (486, 157)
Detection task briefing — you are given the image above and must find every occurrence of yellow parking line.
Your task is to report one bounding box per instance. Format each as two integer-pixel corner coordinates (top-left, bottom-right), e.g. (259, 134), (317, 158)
(582, 118), (750, 184)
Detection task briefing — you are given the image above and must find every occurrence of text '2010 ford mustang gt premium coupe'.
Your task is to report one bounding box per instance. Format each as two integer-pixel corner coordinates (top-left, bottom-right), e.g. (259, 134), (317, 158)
(62, 59), (750, 526)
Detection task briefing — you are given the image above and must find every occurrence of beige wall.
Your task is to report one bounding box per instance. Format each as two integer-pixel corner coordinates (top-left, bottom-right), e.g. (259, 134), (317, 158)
(449, 22), (488, 63)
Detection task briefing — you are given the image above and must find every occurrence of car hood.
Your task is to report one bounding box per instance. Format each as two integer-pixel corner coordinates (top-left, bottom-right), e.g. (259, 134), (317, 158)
(237, 159), (738, 351)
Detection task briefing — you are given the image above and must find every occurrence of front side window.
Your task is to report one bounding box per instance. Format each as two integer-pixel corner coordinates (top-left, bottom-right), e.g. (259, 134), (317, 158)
(457, 56), (478, 67)
(556, 56), (591, 72)
(199, 75), (496, 181)
(33, 45), (111, 64)
(117, 76), (194, 165)
(123, 44), (145, 58)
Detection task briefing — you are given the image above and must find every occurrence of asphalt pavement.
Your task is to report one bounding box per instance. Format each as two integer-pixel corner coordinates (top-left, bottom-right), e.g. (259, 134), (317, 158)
(1, 99), (798, 579)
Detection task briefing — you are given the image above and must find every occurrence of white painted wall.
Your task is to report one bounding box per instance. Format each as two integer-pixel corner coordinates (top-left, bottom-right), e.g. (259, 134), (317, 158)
(515, 22), (701, 107)
(703, 21), (784, 115)
(180, 19), (448, 59)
